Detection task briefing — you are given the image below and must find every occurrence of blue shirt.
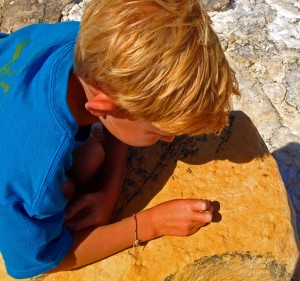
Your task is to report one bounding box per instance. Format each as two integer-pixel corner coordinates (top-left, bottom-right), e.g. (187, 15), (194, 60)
(0, 22), (81, 278)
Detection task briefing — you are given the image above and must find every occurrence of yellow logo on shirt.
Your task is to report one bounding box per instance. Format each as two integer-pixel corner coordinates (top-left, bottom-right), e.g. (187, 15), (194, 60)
(0, 40), (31, 114)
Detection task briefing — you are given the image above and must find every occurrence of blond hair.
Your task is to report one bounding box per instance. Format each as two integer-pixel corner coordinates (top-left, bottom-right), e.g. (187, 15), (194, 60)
(74, 0), (241, 135)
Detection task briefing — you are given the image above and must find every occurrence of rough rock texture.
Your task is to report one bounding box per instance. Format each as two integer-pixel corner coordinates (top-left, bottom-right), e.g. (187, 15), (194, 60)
(1, 112), (298, 281)
(213, 0), (300, 157)
(202, 0), (232, 12)
(0, 0), (73, 32)
(61, 0), (88, 22)
(207, 0), (300, 235)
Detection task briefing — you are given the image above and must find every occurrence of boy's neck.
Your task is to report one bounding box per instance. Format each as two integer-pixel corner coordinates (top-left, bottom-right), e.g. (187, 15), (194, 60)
(67, 71), (99, 127)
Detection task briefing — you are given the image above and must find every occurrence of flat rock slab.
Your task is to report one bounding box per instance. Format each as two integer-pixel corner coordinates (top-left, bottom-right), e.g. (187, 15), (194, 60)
(1, 111), (298, 280)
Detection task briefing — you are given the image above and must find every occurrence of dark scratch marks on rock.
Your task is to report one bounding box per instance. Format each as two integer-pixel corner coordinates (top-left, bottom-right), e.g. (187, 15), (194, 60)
(215, 113), (235, 156)
(186, 167), (192, 174)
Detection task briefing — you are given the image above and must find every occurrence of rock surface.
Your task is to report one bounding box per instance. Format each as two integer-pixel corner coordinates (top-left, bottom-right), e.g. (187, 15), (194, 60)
(0, 0), (72, 32)
(206, 0), (300, 236)
(0, 111), (298, 280)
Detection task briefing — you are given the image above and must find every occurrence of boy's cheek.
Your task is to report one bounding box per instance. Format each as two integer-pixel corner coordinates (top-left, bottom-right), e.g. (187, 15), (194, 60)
(123, 137), (160, 147)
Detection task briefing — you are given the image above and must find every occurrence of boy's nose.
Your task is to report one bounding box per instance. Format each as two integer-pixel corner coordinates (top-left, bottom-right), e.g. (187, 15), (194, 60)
(160, 135), (176, 143)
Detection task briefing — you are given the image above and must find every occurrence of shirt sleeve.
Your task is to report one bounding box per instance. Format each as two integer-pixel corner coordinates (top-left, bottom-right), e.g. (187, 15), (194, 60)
(0, 201), (73, 279)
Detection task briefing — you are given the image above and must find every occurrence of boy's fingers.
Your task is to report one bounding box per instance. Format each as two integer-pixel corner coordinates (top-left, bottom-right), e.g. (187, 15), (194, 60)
(193, 206), (214, 223)
(191, 199), (211, 212)
(65, 199), (87, 220)
(206, 206), (214, 213)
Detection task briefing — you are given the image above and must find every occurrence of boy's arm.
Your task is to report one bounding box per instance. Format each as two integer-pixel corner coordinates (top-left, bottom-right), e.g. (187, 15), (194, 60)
(65, 128), (128, 232)
(50, 199), (213, 272)
(99, 125), (128, 201)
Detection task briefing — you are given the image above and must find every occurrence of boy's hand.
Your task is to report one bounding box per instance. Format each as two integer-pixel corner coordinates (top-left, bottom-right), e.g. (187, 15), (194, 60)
(64, 189), (118, 232)
(140, 199), (213, 239)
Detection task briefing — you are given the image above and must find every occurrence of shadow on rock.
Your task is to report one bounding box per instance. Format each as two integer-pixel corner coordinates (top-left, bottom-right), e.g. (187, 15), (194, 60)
(272, 142), (300, 280)
(113, 111), (269, 218)
(272, 142), (300, 236)
(272, 142), (300, 187)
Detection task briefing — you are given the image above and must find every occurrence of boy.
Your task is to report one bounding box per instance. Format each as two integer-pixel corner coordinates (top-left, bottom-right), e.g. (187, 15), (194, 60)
(0, 0), (240, 278)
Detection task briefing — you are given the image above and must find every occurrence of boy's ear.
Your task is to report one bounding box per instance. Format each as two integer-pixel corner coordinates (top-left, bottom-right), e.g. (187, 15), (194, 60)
(85, 93), (117, 117)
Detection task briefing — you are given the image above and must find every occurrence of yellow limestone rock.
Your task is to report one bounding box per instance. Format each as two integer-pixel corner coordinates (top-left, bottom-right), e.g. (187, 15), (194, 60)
(0, 111), (299, 281)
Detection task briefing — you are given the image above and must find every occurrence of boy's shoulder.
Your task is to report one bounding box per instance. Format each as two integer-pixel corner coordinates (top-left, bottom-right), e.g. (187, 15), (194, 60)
(0, 22), (80, 213)
(7, 21), (80, 38)
(0, 21), (80, 57)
